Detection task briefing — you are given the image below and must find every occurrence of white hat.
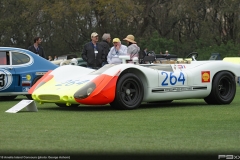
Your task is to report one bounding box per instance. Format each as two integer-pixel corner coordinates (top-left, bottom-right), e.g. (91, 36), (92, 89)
(91, 32), (98, 38)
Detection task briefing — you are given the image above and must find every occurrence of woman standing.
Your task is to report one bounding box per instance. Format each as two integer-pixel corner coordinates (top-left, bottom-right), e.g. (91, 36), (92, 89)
(123, 34), (140, 62)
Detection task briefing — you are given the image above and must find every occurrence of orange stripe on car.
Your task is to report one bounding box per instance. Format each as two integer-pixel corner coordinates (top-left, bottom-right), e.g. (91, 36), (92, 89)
(28, 70), (53, 94)
(75, 74), (118, 105)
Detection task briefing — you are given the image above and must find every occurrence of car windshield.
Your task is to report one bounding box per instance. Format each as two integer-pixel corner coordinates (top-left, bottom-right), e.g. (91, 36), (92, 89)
(89, 64), (117, 75)
(58, 54), (78, 60)
(57, 56), (67, 60)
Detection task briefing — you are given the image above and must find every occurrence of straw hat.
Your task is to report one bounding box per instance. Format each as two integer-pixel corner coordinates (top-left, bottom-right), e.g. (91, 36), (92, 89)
(123, 35), (136, 43)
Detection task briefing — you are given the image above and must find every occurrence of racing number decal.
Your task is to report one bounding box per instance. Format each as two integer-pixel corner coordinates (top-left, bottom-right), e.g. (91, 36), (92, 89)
(56, 79), (90, 86)
(0, 74), (4, 87)
(0, 69), (13, 91)
(161, 71), (185, 86)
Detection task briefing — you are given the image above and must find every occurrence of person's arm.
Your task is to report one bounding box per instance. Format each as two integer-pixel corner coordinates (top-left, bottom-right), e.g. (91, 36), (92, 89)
(107, 47), (114, 64)
(103, 44), (109, 61)
(100, 46), (106, 62)
(27, 46), (32, 52)
(42, 47), (47, 59)
(81, 44), (88, 61)
(127, 45), (134, 60)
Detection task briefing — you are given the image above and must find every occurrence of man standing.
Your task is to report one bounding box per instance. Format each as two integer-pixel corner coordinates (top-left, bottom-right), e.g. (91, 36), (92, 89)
(99, 33), (111, 66)
(82, 32), (105, 69)
(165, 50), (169, 55)
(107, 38), (127, 64)
(28, 37), (46, 59)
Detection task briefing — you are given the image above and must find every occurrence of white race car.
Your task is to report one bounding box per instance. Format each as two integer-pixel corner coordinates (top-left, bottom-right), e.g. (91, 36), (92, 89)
(51, 54), (87, 67)
(29, 55), (240, 110)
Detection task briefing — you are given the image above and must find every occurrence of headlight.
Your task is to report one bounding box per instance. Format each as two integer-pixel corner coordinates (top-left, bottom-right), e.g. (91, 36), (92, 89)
(74, 81), (96, 99)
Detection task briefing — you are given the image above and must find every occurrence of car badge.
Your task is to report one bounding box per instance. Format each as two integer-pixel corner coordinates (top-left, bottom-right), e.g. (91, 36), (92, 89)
(26, 74), (31, 80)
(202, 71), (210, 82)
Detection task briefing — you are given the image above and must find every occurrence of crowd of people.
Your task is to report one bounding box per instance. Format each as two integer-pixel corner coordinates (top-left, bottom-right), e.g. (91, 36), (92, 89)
(27, 32), (141, 68)
(82, 32), (140, 69)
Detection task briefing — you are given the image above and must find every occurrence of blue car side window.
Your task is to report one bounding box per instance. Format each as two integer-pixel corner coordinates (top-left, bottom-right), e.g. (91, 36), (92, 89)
(12, 52), (30, 65)
(0, 51), (7, 65)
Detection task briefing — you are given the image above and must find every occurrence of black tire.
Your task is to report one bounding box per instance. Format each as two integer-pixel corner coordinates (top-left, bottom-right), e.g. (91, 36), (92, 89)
(26, 76), (42, 100)
(56, 103), (79, 107)
(0, 96), (17, 101)
(110, 73), (144, 110)
(204, 71), (236, 105)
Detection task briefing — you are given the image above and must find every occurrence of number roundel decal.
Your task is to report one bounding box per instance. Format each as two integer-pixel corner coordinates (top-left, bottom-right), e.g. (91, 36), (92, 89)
(0, 69), (13, 91)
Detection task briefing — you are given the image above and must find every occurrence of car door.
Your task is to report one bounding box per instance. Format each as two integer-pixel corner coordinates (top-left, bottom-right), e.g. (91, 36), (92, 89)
(0, 51), (16, 92)
(159, 70), (187, 89)
(158, 64), (188, 90)
(10, 50), (33, 93)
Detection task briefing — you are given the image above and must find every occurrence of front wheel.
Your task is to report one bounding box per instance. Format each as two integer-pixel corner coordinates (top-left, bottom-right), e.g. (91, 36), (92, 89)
(110, 73), (144, 110)
(204, 71), (236, 105)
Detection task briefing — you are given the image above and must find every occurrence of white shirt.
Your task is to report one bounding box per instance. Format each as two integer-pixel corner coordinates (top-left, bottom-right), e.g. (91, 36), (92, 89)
(107, 44), (128, 64)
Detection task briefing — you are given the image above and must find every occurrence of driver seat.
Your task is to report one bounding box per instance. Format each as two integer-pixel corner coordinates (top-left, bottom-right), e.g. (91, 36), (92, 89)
(142, 56), (156, 64)
(138, 50), (146, 64)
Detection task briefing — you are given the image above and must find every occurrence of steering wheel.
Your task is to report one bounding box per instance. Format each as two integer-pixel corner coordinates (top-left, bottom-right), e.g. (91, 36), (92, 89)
(147, 51), (156, 57)
(186, 52), (198, 61)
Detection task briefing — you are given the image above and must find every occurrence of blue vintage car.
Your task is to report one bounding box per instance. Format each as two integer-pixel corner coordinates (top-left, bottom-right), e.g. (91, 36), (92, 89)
(0, 47), (58, 100)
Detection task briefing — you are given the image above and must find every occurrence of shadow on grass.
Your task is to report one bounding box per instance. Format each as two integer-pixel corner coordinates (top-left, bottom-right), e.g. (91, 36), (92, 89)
(0, 96), (30, 102)
(0, 98), (28, 102)
(38, 101), (207, 112)
(141, 101), (207, 109)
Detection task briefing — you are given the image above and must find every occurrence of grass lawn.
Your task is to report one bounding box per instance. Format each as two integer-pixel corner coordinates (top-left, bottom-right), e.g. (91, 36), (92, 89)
(1, 87), (240, 158)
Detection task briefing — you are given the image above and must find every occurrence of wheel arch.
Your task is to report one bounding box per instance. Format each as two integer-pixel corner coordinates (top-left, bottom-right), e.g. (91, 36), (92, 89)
(118, 68), (148, 98)
(212, 70), (236, 84)
(206, 70), (236, 96)
(204, 70), (236, 104)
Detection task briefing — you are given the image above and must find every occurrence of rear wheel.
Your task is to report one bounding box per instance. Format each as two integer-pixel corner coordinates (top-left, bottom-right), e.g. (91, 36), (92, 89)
(56, 103), (79, 107)
(110, 73), (144, 110)
(204, 71), (236, 105)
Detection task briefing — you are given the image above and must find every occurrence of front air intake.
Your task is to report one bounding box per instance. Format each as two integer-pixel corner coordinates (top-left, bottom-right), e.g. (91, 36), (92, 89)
(38, 95), (60, 101)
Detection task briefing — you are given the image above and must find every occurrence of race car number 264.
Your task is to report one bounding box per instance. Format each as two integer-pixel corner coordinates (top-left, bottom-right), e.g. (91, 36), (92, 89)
(160, 71), (185, 86)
